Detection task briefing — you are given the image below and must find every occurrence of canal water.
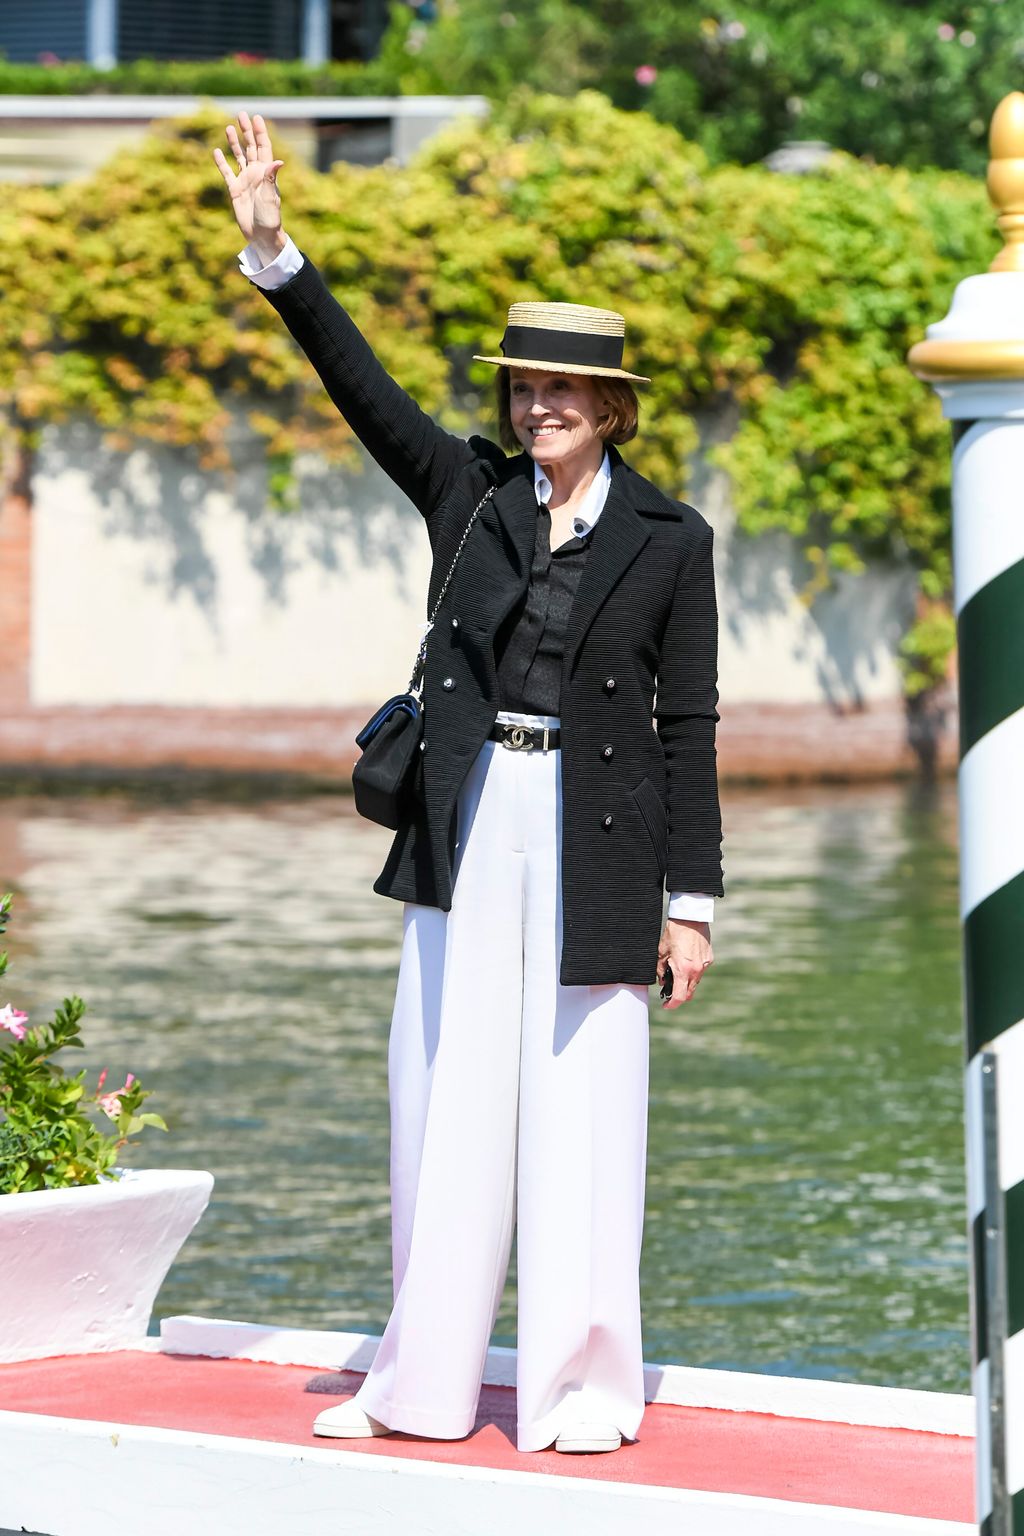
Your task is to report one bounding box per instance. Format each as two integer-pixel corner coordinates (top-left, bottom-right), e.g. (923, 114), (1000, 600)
(0, 777), (968, 1394)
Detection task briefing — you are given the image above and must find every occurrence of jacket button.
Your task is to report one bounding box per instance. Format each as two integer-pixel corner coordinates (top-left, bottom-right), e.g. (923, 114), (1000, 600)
(601, 744), (614, 760)
(604, 677), (617, 692)
(442, 677), (455, 691)
(420, 739), (427, 751)
(602, 814), (614, 829)
(451, 617), (460, 630)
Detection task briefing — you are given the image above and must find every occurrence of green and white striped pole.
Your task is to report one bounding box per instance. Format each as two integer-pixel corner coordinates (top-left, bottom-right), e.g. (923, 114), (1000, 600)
(909, 91), (1024, 1536)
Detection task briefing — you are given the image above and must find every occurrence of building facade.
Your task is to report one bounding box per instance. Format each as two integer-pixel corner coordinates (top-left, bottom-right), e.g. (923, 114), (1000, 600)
(0, 0), (387, 68)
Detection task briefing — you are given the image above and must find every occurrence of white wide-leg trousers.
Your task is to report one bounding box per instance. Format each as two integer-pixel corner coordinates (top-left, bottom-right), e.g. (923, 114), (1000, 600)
(349, 710), (651, 1453)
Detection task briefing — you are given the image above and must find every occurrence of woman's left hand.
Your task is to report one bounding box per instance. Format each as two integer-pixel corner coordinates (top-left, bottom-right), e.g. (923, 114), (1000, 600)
(657, 918), (713, 1008)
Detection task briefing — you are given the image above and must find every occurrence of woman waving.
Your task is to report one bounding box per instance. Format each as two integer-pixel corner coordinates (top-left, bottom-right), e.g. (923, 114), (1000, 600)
(214, 110), (722, 1456)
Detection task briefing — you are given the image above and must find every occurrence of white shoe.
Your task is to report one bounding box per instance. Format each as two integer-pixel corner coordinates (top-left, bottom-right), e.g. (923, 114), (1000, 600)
(313, 1399), (393, 1438)
(553, 1420), (623, 1453)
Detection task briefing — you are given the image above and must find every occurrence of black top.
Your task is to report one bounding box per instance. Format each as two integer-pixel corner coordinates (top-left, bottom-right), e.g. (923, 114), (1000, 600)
(494, 500), (591, 716)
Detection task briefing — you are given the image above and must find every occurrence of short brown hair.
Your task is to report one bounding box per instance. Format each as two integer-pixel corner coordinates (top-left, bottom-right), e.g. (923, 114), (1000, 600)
(495, 370), (639, 453)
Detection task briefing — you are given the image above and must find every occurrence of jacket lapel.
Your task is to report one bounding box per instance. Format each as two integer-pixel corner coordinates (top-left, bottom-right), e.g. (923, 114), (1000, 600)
(484, 450), (539, 576)
(562, 449), (651, 679)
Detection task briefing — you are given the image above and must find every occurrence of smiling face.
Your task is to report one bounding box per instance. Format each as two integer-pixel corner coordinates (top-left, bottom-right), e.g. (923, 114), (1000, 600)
(507, 367), (610, 464)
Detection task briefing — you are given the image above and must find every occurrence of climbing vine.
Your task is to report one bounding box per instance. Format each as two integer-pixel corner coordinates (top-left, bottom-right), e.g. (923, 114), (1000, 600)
(0, 91), (997, 688)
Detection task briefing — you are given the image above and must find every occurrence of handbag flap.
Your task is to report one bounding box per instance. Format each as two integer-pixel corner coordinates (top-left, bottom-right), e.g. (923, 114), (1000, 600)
(354, 693), (421, 750)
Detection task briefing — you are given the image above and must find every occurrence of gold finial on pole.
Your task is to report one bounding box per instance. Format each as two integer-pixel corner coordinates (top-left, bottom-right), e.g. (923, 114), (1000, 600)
(908, 91), (1024, 380)
(988, 91), (1024, 272)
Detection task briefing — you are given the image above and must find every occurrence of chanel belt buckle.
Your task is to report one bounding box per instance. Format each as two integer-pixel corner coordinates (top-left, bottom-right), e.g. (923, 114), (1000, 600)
(501, 723), (535, 751)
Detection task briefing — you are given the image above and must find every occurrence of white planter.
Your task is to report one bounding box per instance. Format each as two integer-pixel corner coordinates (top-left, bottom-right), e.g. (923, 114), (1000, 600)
(0, 1167), (213, 1364)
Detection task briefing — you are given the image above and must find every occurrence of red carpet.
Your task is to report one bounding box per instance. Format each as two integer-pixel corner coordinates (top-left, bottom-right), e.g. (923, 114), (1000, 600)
(0, 1350), (973, 1522)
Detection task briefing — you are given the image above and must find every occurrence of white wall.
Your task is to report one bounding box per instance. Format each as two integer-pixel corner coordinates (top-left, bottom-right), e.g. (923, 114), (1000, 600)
(29, 413), (917, 712)
(689, 407), (918, 707)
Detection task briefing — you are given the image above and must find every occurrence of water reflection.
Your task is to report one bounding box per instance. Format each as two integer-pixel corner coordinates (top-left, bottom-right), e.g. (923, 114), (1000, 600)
(0, 778), (967, 1392)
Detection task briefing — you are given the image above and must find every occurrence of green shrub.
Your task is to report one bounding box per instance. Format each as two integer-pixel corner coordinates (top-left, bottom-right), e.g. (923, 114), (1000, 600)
(0, 53), (402, 97)
(378, 0), (1024, 176)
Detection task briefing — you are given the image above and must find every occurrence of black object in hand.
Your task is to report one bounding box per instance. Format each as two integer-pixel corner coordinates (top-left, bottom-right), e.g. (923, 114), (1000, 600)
(659, 962), (674, 1001)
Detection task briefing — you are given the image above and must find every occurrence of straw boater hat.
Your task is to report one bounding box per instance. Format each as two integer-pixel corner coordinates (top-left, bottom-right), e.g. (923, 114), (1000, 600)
(473, 301), (651, 384)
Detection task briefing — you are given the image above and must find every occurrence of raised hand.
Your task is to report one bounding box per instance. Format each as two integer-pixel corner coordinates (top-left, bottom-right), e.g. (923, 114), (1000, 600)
(212, 109), (287, 263)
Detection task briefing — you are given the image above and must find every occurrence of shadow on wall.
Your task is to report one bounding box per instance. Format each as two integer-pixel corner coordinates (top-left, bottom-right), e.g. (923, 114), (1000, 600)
(688, 403), (922, 716)
(38, 409), (423, 623)
(27, 404), (940, 737)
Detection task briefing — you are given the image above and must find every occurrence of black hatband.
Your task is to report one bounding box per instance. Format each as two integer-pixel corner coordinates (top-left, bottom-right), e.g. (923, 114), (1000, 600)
(500, 325), (623, 370)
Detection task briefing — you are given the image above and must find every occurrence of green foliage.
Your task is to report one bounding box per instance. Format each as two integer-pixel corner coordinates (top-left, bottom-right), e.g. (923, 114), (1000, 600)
(703, 157), (993, 590)
(0, 94), (998, 684)
(379, 0), (1024, 176)
(770, 2), (1022, 176)
(0, 53), (402, 97)
(900, 603), (959, 698)
(0, 895), (167, 1195)
(386, 0), (607, 102)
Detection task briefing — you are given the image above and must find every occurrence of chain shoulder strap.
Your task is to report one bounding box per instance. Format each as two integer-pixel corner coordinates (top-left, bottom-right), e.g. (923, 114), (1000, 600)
(406, 481), (497, 695)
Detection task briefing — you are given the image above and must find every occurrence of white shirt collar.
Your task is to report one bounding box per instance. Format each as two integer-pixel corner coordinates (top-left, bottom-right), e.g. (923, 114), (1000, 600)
(533, 451), (611, 536)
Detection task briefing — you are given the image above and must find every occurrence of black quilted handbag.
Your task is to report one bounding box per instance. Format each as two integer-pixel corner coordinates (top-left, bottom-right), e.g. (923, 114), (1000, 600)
(351, 479), (497, 829)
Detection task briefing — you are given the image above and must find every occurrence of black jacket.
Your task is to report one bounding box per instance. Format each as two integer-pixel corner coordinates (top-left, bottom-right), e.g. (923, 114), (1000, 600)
(256, 254), (724, 985)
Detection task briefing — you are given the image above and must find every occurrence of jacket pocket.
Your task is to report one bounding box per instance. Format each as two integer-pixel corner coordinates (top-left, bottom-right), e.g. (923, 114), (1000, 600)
(630, 775), (669, 876)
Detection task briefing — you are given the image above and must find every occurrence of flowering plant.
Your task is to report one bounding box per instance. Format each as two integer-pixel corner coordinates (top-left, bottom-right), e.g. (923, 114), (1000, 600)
(0, 893), (167, 1195)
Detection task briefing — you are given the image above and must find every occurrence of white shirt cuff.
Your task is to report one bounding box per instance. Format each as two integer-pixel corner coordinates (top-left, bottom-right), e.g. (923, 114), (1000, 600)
(667, 891), (715, 923)
(237, 234), (304, 289)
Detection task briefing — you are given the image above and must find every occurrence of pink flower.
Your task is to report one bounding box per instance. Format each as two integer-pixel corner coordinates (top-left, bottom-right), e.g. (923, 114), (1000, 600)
(97, 1072), (137, 1121)
(937, 22), (955, 40)
(0, 1004), (29, 1040)
(634, 64), (658, 86)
